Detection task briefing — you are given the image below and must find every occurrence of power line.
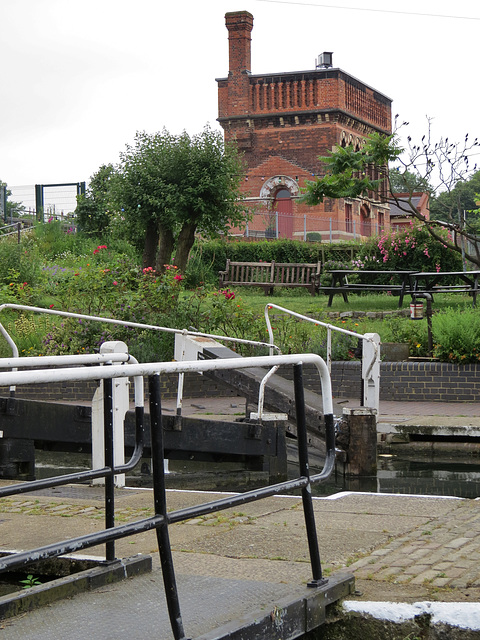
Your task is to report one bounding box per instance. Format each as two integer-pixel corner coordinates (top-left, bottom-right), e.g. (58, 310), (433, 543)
(255, 0), (480, 22)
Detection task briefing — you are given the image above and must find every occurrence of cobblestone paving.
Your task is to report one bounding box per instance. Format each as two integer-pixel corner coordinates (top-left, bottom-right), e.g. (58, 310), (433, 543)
(0, 497), (154, 523)
(347, 498), (480, 590)
(2, 489), (480, 602)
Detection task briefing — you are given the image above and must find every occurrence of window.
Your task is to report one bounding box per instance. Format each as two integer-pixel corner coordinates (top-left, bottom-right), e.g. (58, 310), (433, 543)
(345, 202), (352, 233)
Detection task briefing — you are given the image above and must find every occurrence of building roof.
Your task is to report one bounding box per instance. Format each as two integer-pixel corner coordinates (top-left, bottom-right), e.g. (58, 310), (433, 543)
(390, 192), (430, 219)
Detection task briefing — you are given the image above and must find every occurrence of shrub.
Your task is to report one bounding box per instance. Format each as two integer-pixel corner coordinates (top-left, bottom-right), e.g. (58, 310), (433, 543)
(42, 317), (116, 355)
(380, 315), (429, 357)
(433, 307), (480, 363)
(0, 239), (42, 294)
(358, 222), (462, 274)
(1, 313), (51, 357)
(191, 239), (354, 275)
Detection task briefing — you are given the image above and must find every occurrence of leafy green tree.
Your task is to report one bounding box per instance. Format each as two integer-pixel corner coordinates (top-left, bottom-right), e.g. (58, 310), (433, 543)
(302, 120), (480, 268)
(0, 180), (25, 219)
(429, 170), (480, 232)
(388, 167), (432, 195)
(114, 126), (246, 272)
(75, 164), (117, 235)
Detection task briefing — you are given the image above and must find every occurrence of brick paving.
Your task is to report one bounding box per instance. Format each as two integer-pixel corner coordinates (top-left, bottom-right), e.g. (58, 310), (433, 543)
(347, 498), (480, 591)
(1, 485), (479, 601)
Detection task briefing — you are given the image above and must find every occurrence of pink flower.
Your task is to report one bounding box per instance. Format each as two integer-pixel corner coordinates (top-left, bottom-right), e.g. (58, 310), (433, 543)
(49, 304), (54, 308)
(113, 281), (118, 285)
(174, 274), (183, 281)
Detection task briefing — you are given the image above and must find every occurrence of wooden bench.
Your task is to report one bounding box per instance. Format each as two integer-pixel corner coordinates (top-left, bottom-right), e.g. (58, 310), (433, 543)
(219, 260), (321, 296)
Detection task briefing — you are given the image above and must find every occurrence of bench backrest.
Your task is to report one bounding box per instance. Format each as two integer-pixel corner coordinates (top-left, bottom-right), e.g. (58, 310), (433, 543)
(225, 260), (274, 284)
(273, 262), (321, 285)
(223, 260), (321, 285)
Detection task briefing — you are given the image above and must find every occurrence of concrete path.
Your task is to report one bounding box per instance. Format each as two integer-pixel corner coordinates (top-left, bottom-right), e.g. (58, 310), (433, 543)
(0, 482), (479, 637)
(0, 395), (479, 637)
(162, 394), (480, 424)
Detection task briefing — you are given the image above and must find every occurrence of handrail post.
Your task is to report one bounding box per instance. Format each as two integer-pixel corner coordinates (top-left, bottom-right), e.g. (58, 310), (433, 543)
(293, 363), (327, 587)
(362, 333), (380, 414)
(149, 374), (187, 640)
(92, 342), (129, 487)
(103, 376), (116, 562)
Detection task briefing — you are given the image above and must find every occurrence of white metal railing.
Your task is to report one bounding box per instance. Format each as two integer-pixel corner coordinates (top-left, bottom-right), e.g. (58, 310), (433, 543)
(0, 302), (380, 421)
(0, 303), (281, 416)
(0, 303), (280, 360)
(0, 353), (334, 417)
(0, 350), (337, 640)
(0, 342), (145, 488)
(264, 304), (380, 415)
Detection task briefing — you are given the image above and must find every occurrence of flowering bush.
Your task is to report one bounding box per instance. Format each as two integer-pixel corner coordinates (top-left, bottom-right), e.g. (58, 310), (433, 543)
(140, 264), (184, 315)
(188, 288), (265, 356)
(359, 222), (462, 273)
(42, 318), (116, 356)
(4, 313), (50, 356)
(3, 269), (34, 305)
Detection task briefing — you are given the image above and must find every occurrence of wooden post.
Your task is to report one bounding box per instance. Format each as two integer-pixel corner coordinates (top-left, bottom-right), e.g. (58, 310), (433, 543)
(343, 406), (377, 476)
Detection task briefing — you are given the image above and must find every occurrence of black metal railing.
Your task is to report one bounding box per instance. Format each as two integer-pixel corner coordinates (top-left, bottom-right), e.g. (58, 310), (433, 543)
(0, 364), (335, 640)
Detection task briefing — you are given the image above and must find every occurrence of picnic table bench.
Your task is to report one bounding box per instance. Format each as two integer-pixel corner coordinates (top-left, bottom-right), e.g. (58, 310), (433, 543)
(411, 270), (480, 307)
(218, 260), (321, 296)
(321, 269), (416, 307)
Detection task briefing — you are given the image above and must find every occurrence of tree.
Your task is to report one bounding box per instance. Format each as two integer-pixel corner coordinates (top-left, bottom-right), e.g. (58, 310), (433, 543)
(429, 169), (480, 232)
(75, 164), (117, 235)
(388, 167), (432, 195)
(115, 126), (246, 272)
(0, 180), (25, 220)
(302, 119), (480, 268)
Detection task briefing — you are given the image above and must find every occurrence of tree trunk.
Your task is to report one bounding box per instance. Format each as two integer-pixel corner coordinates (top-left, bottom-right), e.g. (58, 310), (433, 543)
(142, 219), (159, 269)
(173, 221), (197, 272)
(155, 226), (175, 274)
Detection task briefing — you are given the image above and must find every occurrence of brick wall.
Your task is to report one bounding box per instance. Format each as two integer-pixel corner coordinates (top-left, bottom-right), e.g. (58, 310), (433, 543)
(1, 363), (478, 404)
(0, 373), (238, 404)
(218, 10), (391, 239)
(280, 361), (480, 403)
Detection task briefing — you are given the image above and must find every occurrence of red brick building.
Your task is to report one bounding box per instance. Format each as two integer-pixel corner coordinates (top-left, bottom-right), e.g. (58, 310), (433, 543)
(390, 192), (430, 229)
(217, 11), (392, 241)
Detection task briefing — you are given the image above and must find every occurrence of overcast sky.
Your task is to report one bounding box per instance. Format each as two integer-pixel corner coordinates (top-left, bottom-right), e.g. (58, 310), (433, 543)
(2, 0), (479, 206)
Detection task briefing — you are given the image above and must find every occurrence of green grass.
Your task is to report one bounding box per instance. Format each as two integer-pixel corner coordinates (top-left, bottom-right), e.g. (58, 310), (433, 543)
(231, 288), (473, 315)
(216, 288), (476, 359)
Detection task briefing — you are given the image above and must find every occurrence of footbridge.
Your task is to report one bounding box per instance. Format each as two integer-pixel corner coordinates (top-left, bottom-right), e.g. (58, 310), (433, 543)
(0, 346), (356, 639)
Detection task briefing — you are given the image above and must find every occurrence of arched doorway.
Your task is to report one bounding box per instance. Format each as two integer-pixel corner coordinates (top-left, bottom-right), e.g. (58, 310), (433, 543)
(360, 205), (371, 237)
(274, 188), (293, 238)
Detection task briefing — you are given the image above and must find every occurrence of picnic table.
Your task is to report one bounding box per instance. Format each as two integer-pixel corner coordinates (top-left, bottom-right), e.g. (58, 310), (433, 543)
(411, 270), (480, 307)
(321, 269), (416, 308)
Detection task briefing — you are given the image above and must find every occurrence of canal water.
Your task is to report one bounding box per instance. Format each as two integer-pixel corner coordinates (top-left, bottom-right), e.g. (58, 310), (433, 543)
(34, 450), (480, 499)
(310, 455), (480, 499)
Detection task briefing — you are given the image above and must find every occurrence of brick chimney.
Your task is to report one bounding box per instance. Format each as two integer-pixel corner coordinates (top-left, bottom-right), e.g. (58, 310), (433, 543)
(222, 11), (253, 119)
(225, 11), (254, 73)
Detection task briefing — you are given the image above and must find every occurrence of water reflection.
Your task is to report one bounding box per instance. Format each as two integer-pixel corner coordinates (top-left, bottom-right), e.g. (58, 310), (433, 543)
(308, 456), (480, 499)
(34, 451), (480, 500)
